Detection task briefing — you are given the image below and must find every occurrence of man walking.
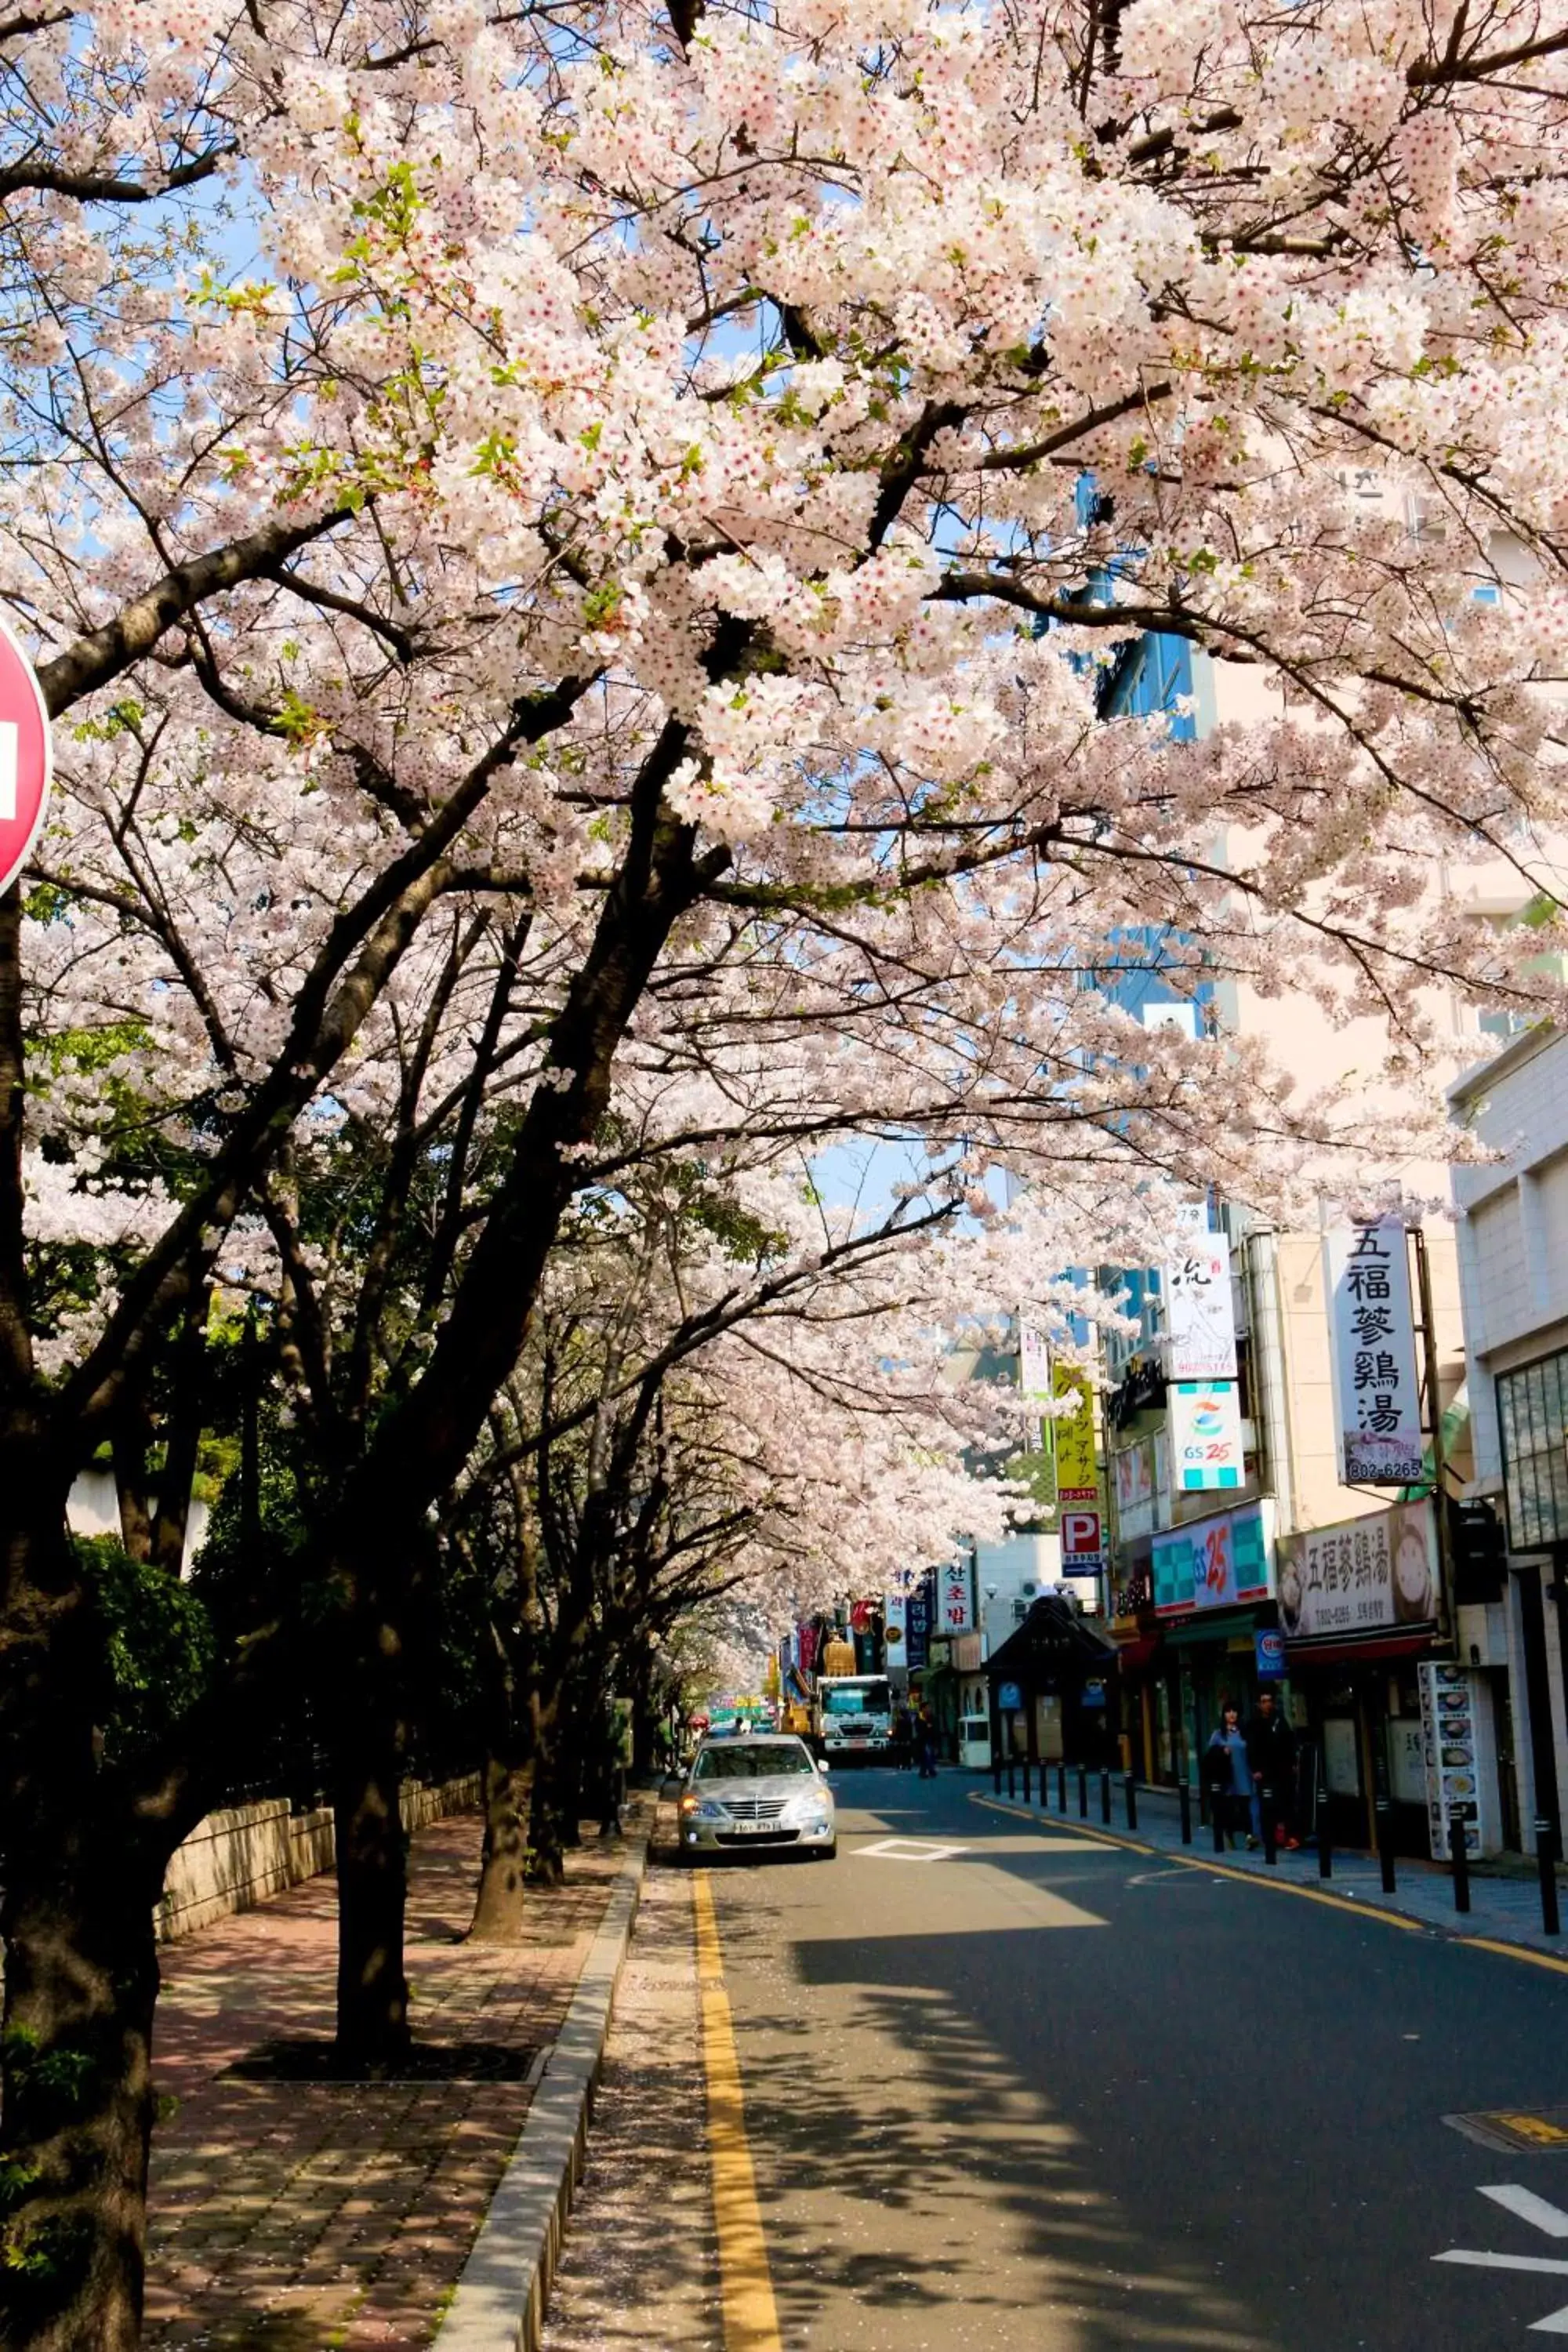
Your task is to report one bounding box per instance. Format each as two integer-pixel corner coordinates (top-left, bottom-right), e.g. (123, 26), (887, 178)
(1245, 1689), (1299, 1850)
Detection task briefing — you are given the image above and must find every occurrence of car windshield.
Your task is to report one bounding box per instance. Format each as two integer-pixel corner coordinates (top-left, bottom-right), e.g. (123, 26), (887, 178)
(694, 1742), (815, 1780)
(823, 1683), (888, 1715)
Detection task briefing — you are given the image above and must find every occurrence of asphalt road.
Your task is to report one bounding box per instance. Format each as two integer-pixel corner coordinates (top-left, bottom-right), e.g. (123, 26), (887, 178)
(691, 1769), (1568, 2352)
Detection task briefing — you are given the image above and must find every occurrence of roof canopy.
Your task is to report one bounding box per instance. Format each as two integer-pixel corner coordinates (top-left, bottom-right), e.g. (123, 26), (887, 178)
(984, 1595), (1117, 1692)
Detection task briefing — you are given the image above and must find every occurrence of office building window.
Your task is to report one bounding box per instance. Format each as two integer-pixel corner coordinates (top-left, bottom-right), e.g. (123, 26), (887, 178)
(1497, 1349), (1568, 1552)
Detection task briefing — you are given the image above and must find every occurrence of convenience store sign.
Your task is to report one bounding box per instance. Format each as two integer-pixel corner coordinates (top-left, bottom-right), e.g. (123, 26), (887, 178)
(1152, 1501), (1275, 1617)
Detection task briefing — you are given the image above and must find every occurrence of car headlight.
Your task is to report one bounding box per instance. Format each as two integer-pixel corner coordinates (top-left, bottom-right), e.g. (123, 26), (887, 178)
(693, 1799), (727, 1820)
(784, 1791), (827, 1822)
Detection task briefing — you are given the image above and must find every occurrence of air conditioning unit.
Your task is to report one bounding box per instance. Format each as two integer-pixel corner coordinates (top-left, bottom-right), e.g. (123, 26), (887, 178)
(1012, 1598), (1029, 1624)
(1020, 1581), (1038, 1598)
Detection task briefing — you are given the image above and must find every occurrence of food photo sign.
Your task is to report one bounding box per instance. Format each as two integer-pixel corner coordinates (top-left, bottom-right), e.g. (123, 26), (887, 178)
(1276, 1499), (1438, 1643)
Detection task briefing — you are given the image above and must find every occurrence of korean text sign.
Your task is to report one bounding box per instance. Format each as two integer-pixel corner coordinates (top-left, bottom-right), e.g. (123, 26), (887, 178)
(1323, 1218), (1423, 1486)
(1276, 1499), (1436, 1642)
(1164, 1229), (1237, 1381)
(939, 1555), (974, 1632)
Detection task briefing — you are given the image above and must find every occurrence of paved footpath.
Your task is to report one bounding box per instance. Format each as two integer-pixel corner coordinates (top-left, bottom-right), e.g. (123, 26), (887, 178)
(143, 1813), (629, 2352)
(989, 1773), (1568, 1958)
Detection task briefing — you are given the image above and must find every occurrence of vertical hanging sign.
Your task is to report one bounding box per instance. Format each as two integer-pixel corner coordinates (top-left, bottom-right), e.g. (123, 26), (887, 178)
(1164, 1226), (1238, 1381)
(1324, 1217), (1424, 1486)
(1052, 1363), (1098, 1501)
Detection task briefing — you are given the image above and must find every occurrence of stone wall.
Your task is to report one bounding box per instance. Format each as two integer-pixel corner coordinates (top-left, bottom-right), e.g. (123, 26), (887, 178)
(154, 1773), (481, 1944)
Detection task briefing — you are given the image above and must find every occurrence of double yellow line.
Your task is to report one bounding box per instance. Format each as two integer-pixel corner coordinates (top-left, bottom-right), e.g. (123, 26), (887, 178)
(691, 1871), (783, 2352)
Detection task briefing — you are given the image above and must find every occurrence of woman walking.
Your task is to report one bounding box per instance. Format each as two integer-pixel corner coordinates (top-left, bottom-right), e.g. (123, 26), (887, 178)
(1204, 1700), (1254, 1851)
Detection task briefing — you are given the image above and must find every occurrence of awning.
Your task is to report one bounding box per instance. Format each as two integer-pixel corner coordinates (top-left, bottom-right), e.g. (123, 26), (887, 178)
(1112, 1634), (1163, 1671)
(1286, 1629), (1439, 1668)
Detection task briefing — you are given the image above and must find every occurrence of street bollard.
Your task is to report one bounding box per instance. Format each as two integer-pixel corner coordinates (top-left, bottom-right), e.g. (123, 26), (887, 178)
(1375, 1798), (1396, 1893)
(1022, 1756), (1032, 1804)
(992, 1748), (1002, 1796)
(1262, 1783), (1278, 1865)
(1212, 1804), (1225, 1856)
(1317, 1796), (1332, 1880)
(1178, 1781), (1192, 1845)
(1007, 1753), (1016, 1799)
(1100, 1767), (1112, 1825)
(1124, 1774), (1138, 1831)
(1450, 1815), (1472, 1915)
(1538, 1818), (1561, 1938)
(1057, 1761), (1067, 1812)
(1077, 1763), (1088, 1818)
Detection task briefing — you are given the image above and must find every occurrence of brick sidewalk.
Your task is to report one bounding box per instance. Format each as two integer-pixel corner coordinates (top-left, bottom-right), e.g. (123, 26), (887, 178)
(143, 1812), (632, 2351)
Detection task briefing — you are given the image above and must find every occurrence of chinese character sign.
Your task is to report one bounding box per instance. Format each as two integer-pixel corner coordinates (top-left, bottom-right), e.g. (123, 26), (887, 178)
(1324, 1218), (1423, 1486)
(939, 1555), (974, 1632)
(1169, 1381), (1243, 1490)
(1051, 1363), (1098, 1501)
(1276, 1499), (1436, 1641)
(1164, 1229), (1237, 1381)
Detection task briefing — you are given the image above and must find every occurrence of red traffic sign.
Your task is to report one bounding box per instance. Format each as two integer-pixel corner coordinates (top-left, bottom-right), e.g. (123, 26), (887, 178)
(0, 619), (51, 898)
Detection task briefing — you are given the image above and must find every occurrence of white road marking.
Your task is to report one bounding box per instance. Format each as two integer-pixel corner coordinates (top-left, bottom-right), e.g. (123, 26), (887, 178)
(1483, 2188), (1568, 2239)
(1434, 2186), (1568, 2333)
(856, 1837), (969, 1863)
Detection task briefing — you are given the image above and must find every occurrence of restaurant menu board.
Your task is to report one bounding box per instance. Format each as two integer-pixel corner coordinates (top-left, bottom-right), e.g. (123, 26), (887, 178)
(1417, 1662), (1495, 1860)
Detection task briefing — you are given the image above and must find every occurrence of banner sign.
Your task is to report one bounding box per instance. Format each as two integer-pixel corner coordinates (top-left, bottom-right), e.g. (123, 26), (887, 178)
(1152, 1501), (1272, 1617)
(1112, 1438), (1154, 1541)
(1169, 1379), (1244, 1490)
(1276, 1498), (1437, 1643)
(1018, 1319), (1052, 1403)
(939, 1554), (974, 1633)
(906, 1575), (931, 1671)
(1165, 1227), (1237, 1381)
(1052, 1363), (1098, 1501)
(1324, 1217), (1424, 1486)
(883, 1588), (907, 1667)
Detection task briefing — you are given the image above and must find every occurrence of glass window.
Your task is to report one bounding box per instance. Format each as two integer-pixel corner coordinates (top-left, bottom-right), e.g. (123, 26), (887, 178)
(695, 1741), (816, 1780)
(1497, 1351), (1568, 1552)
(822, 1682), (890, 1715)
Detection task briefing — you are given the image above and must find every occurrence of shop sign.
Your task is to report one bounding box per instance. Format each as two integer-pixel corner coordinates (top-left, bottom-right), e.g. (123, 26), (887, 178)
(1165, 1226), (1238, 1381)
(940, 1554), (974, 1632)
(1254, 1628), (1286, 1680)
(1276, 1499), (1437, 1643)
(798, 1622), (818, 1675)
(1323, 1216), (1424, 1486)
(1114, 1438), (1155, 1541)
(997, 1681), (1022, 1712)
(1052, 1363), (1098, 1501)
(1419, 1661), (1483, 1860)
(1018, 1318), (1051, 1403)
(906, 1577), (931, 1671)
(1152, 1501), (1272, 1617)
(884, 1589), (907, 1664)
(1061, 1508), (1105, 1576)
(1169, 1379), (1244, 1490)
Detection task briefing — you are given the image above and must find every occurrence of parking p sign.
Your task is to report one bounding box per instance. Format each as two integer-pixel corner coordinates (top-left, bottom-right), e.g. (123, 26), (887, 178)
(0, 619), (51, 897)
(1061, 1509), (1105, 1575)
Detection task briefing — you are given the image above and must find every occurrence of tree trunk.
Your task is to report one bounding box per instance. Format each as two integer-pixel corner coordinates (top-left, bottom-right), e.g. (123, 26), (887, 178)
(0, 1833), (162, 2352)
(466, 1751), (536, 1940)
(332, 1733), (410, 2074)
(527, 1707), (568, 1889)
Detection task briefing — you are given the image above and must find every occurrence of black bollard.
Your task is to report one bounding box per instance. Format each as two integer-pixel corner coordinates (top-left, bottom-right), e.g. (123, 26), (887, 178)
(1007, 1752), (1016, 1799)
(1124, 1774), (1138, 1831)
(1212, 1803), (1225, 1856)
(1538, 1817), (1561, 1938)
(1077, 1763), (1088, 1818)
(1262, 1783), (1278, 1865)
(1450, 1815), (1472, 1915)
(1057, 1761), (1067, 1812)
(1375, 1798), (1396, 1893)
(1100, 1767), (1112, 1825)
(1317, 1794), (1332, 1881)
(992, 1746), (1002, 1795)
(1178, 1781), (1192, 1845)
(1022, 1755), (1032, 1804)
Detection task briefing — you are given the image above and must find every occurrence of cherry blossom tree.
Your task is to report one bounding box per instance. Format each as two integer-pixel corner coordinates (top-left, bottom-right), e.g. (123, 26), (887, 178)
(8, 0), (1568, 2342)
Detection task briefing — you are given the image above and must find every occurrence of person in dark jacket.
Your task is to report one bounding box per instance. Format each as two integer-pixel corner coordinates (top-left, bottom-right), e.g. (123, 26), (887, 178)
(1245, 1689), (1298, 1850)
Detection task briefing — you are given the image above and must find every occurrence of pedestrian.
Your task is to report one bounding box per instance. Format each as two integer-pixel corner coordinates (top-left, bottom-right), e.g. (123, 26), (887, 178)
(892, 1703), (913, 1771)
(1203, 1700), (1252, 1851)
(1245, 1687), (1299, 1850)
(917, 1704), (938, 1779)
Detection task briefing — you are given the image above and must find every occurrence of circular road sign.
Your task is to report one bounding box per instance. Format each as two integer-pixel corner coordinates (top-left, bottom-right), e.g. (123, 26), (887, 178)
(0, 619), (51, 898)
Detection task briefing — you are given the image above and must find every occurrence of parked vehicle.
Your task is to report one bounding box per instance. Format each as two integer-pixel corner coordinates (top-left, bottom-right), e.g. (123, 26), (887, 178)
(677, 1736), (837, 1860)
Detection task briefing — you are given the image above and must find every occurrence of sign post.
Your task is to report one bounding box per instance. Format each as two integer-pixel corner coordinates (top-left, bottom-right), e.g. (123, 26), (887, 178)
(0, 620), (52, 895)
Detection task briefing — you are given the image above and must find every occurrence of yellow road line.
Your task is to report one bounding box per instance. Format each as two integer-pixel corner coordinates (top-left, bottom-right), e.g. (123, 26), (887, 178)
(691, 1871), (782, 2352)
(1461, 1936), (1568, 1979)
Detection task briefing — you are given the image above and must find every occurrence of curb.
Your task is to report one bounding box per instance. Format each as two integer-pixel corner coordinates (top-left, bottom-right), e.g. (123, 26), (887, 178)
(436, 1820), (652, 2352)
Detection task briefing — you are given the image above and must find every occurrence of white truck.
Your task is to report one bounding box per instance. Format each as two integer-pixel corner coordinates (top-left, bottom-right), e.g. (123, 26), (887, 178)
(813, 1673), (895, 1763)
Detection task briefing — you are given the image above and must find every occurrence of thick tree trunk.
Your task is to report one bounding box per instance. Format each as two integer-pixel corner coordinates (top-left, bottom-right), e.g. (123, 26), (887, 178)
(332, 1737), (411, 2074)
(0, 1820), (162, 2351)
(466, 1751), (536, 1940)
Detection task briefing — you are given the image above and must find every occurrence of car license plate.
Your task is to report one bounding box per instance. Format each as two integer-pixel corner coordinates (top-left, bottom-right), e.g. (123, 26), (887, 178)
(729, 1819), (771, 1835)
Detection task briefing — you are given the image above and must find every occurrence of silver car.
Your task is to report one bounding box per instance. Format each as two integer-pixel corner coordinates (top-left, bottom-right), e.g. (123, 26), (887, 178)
(677, 1734), (837, 1860)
